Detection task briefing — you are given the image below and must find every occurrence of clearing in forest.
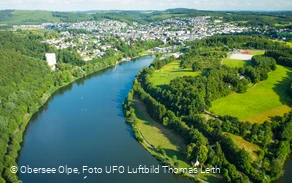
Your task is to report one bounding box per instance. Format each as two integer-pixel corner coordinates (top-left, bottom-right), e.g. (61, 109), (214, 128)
(211, 65), (292, 123)
(222, 58), (252, 68)
(150, 61), (200, 88)
(228, 133), (261, 161)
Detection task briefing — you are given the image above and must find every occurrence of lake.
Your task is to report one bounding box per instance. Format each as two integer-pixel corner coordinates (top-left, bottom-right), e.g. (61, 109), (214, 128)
(17, 56), (192, 183)
(17, 55), (291, 183)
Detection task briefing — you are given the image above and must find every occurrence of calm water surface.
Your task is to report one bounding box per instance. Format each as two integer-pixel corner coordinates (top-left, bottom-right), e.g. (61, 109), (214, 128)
(18, 56), (192, 183)
(273, 156), (292, 183)
(18, 55), (291, 183)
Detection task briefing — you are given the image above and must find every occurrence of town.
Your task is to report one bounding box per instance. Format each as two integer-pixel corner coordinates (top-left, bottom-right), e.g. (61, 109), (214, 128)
(17, 16), (250, 61)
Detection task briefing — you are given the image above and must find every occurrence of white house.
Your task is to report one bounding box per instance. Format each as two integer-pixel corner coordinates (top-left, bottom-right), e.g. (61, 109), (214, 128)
(194, 159), (200, 167)
(45, 53), (56, 71)
(154, 47), (163, 52)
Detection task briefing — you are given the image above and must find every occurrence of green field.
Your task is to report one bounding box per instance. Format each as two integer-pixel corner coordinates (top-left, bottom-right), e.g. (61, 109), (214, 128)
(222, 58), (252, 68)
(286, 42), (292, 48)
(211, 65), (292, 123)
(150, 61), (200, 87)
(272, 40), (292, 49)
(274, 22), (292, 27)
(250, 51), (265, 55)
(227, 133), (261, 160)
(132, 98), (189, 168)
(133, 98), (222, 182)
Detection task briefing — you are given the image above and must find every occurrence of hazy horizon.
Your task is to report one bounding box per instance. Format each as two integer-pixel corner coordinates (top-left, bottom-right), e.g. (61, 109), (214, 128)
(0, 0), (291, 12)
(1, 8), (292, 12)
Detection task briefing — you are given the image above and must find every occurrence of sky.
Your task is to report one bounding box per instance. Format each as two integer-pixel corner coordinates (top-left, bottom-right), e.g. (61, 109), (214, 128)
(0, 0), (292, 11)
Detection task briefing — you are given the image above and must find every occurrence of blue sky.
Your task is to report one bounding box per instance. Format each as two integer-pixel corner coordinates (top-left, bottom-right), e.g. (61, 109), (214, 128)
(0, 0), (292, 11)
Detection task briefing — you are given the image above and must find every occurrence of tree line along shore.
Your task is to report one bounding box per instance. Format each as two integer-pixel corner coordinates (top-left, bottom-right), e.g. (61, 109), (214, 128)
(123, 35), (292, 183)
(0, 31), (159, 183)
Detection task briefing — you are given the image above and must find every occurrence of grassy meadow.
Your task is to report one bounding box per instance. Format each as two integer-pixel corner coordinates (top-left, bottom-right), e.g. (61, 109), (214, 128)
(274, 22), (292, 27)
(211, 65), (292, 123)
(132, 98), (189, 168)
(150, 61), (200, 87)
(286, 42), (292, 48)
(222, 58), (252, 68)
(132, 98), (222, 182)
(250, 51), (265, 55)
(227, 133), (261, 161)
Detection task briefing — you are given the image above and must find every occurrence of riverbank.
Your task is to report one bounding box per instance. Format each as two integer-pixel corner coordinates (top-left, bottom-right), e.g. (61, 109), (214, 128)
(19, 56), (194, 183)
(123, 95), (221, 183)
(7, 54), (151, 182)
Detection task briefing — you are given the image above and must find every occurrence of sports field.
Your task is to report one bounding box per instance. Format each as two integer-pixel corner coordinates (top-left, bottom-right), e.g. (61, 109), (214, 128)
(229, 53), (253, 60)
(211, 65), (292, 123)
(150, 61), (200, 87)
(222, 58), (252, 68)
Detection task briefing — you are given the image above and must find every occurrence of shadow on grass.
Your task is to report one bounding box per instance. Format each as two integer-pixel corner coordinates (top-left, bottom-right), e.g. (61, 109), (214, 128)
(272, 69), (292, 107)
(164, 148), (188, 164)
(136, 109), (186, 152)
(133, 98), (187, 152)
(243, 61), (253, 67)
(269, 115), (283, 123)
(156, 84), (169, 90)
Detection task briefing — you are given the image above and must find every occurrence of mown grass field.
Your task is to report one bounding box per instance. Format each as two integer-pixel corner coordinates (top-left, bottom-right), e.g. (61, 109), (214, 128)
(211, 65), (292, 123)
(250, 51), (265, 55)
(132, 98), (189, 168)
(150, 61), (200, 87)
(222, 58), (252, 68)
(227, 133), (261, 160)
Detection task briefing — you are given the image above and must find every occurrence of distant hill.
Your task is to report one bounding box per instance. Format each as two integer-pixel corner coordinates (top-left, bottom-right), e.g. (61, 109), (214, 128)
(0, 10), (61, 24)
(165, 8), (197, 14)
(0, 9), (200, 25)
(0, 9), (292, 26)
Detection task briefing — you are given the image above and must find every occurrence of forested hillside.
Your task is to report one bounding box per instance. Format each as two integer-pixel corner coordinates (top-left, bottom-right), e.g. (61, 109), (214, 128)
(0, 32), (53, 182)
(0, 31), (160, 183)
(0, 9), (291, 26)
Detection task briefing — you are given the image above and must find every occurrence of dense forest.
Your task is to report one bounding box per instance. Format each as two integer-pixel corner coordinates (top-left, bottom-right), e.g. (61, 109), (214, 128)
(123, 35), (292, 183)
(0, 31), (159, 183)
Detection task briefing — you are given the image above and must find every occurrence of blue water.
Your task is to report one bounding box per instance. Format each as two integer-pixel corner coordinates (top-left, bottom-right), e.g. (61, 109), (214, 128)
(17, 56), (192, 183)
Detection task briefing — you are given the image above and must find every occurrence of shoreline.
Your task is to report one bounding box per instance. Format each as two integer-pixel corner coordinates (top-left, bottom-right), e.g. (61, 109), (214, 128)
(124, 96), (217, 183)
(12, 53), (152, 181)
